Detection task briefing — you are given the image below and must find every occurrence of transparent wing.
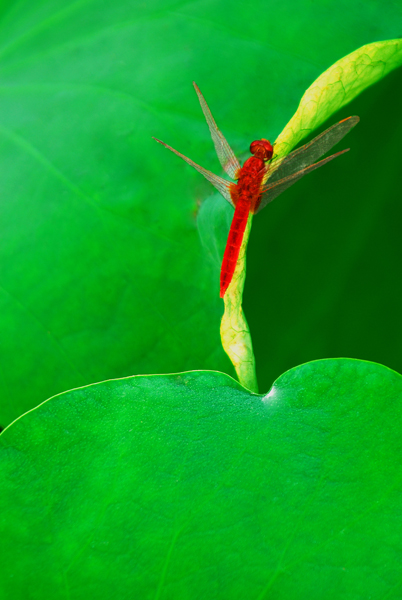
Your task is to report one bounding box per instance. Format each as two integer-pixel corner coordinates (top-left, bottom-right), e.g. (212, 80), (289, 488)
(193, 82), (241, 180)
(256, 149), (349, 213)
(153, 137), (235, 207)
(263, 116), (360, 187)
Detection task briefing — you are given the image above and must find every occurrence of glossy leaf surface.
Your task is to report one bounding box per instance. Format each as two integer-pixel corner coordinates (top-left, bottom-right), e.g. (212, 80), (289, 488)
(1, 359), (402, 598)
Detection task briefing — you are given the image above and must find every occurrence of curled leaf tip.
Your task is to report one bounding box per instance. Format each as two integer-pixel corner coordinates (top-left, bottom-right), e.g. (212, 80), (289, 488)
(275, 38), (402, 160)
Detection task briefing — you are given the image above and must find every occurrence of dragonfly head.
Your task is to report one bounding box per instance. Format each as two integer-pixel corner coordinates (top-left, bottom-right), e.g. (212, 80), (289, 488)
(250, 139), (273, 161)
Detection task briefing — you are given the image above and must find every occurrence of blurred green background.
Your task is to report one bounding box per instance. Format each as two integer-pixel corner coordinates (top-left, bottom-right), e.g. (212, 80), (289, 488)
(0, 0), (401, 425)
(247, 66), (402, 392)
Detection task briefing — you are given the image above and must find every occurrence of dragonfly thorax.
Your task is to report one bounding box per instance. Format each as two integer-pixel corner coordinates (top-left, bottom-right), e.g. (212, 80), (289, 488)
(241, 155), (265, 176)
(250, 138), (273, 161)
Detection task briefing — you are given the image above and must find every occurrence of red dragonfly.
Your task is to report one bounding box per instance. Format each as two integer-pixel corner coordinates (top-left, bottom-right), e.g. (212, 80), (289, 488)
(154, 83), (359, 298)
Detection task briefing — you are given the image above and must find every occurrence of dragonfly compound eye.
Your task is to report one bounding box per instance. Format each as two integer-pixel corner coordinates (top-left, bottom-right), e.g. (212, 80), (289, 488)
(250, 139), (273, 160)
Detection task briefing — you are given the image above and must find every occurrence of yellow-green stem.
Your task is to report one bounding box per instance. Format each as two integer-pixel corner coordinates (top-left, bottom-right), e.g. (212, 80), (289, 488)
(220, 213), (258, 393)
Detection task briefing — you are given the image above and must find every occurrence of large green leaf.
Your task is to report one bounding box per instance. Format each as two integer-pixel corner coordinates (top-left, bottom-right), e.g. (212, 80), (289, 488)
(1, 359), (402, 598)
(1, 0), (402, 425)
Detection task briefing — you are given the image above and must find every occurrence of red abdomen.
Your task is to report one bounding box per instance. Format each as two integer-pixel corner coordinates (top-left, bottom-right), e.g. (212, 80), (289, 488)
(220, 156), (266, 298)
(220, 198), (251, 297)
